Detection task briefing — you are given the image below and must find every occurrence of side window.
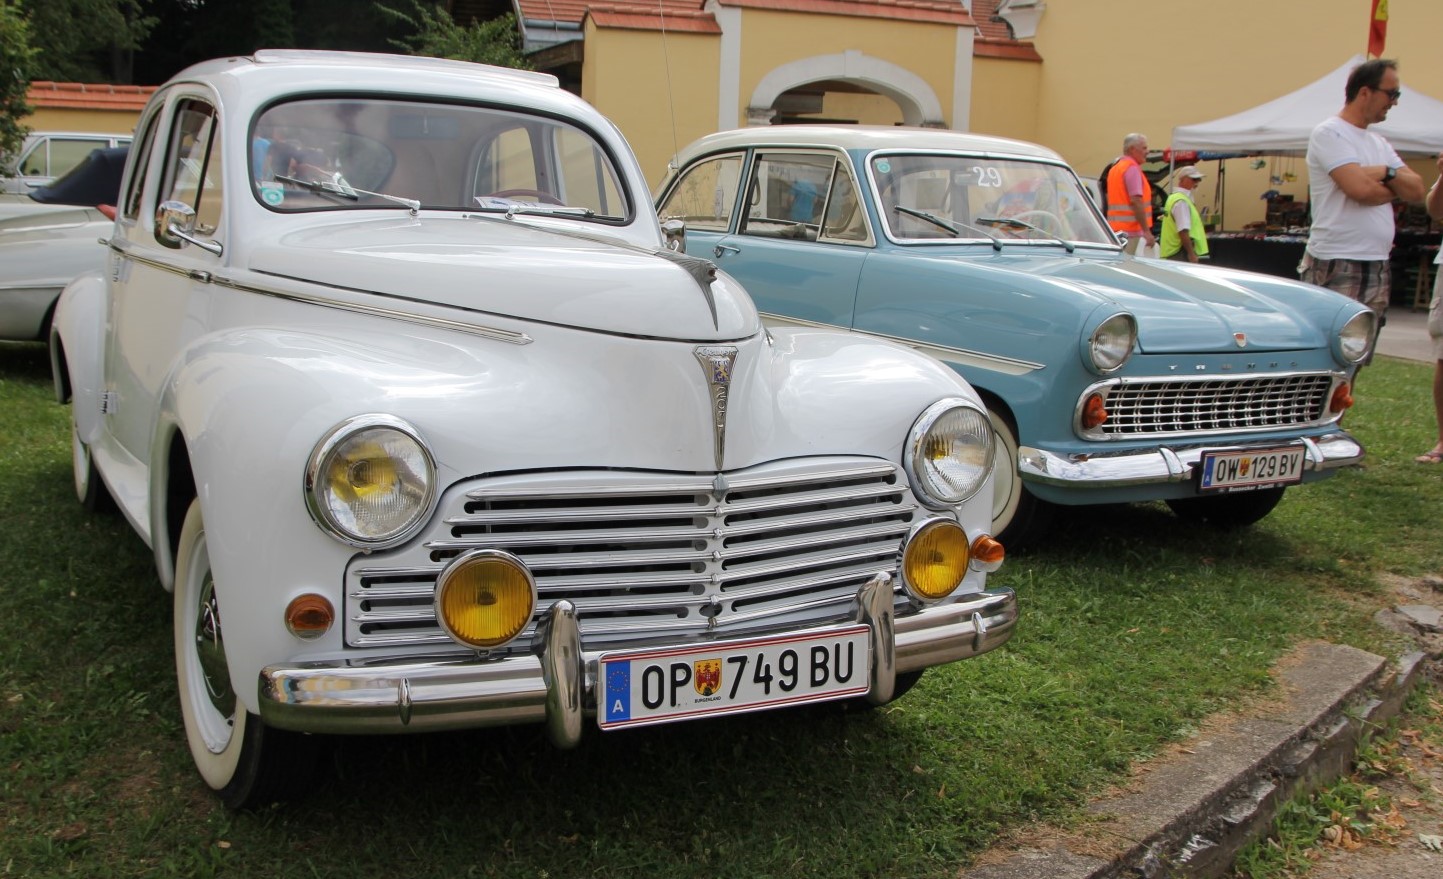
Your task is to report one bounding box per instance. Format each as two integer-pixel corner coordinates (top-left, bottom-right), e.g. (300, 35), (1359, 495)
(819, 164), (870, 243)
(657, 154), (741, 232)
(17, 140), (47, 176)
(740, 153), (834, 241)
(159, 99), (223, 238)
(553, 127), (625, 219)
(48, 139), (105, 180)
(474, 126), (539, 196)
(124, 111), (162, 220)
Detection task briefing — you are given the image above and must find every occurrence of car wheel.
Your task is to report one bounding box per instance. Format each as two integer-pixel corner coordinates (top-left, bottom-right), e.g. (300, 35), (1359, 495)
(71, 422), (114, 513)
(987, 408), (1053, 548)
(174, 499), (313, 808)
(1165, 487), (1286, 529)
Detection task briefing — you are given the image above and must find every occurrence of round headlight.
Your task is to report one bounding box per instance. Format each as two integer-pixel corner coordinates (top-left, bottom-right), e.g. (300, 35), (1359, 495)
(435, 550), (536, 649)
(1337, 309), (1377, 365)
(1087, 312), (1137, 373)
(901, 518), (971, 601)
(905, 400), (995, 508)
(306, 415), (436, 549)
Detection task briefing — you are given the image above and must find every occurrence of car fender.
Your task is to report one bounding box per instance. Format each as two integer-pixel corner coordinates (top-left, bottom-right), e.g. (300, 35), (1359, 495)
(49, 270), (109, 442)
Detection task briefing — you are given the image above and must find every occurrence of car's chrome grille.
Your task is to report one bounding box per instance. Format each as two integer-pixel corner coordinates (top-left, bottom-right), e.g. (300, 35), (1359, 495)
(346, 458), (920, 650)
(1094, 373), (1335, 437)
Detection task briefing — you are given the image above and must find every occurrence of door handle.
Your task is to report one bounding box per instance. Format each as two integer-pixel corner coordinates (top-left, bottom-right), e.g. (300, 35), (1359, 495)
(713, 243), (740, 257)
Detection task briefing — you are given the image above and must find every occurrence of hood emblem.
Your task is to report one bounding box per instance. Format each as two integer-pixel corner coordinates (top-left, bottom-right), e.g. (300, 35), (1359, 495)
(657, 250), (721, 329)
(694, 346), (738, 470)
(1234, 333), (1247, 348)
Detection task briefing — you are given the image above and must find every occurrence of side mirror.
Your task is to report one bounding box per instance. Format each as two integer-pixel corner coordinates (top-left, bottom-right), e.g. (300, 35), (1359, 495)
(156, 200), (222, 256)
(661, 217), (686, 252)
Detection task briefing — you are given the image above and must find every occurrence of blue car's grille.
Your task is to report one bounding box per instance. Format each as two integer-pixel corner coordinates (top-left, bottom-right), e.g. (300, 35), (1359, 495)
(1095, 373), (1335, 437)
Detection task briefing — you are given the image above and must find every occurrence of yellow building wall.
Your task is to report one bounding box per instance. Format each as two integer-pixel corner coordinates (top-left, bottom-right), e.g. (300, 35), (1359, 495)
(25, 107), (140, 135)
(970, 56), (1040, 143)
(818, 92), (902, 126)
(1032, 0), (1443, 230)
(738, 11), (959, 128)
(583, 23), (720, 189)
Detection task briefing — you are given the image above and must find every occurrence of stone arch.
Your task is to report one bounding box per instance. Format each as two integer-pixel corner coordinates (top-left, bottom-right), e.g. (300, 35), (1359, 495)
(746, 51), (945, 127)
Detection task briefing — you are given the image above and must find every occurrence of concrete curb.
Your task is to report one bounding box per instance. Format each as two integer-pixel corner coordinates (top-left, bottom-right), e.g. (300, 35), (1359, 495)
(961, 643), (1432, 879)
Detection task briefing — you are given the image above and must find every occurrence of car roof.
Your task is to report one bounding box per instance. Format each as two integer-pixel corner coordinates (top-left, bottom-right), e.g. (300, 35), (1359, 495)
(671, 125), (1067, 165)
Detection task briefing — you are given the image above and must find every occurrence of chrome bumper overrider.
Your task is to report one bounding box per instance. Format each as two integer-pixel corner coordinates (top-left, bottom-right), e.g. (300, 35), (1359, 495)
(257, 574), (1018, 745)
(1017, 432), (1363, 489)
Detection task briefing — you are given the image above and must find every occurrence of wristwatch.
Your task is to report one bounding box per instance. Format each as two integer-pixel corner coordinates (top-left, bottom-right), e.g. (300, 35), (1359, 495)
(1384, 166), (1398, 182)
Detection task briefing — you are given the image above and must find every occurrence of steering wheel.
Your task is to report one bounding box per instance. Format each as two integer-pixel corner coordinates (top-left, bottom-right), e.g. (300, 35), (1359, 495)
(1009, 210), (1065, 236)
(484, 188), (566, 206)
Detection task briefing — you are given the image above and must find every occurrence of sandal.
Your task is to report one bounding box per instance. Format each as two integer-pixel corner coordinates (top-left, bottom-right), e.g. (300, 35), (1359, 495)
(1415, 448), (1443, 464)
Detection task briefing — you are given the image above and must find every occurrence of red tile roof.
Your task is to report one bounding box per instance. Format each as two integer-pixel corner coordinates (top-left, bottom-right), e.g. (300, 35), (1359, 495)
(27, 81), (156, 112)
(588, 4), (722, 32)
(517, 0), (975, 29)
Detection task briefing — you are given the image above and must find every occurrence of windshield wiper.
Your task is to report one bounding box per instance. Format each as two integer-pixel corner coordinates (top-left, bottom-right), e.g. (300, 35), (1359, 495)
(975, 215), (1075, 253)
(893, 204), (1002, 251)
(274, 173), (420, 215)
(471, 196), (595, 219)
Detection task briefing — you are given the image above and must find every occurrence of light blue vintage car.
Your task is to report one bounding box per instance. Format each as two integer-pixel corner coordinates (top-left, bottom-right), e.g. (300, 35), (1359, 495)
(657, 126), (1375, 545)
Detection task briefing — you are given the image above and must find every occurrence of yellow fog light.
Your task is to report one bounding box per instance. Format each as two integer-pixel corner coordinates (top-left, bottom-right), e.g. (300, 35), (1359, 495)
(285, 593), (335, 640)
(901, 518), (971, 602)
(435, 550), (536, 649)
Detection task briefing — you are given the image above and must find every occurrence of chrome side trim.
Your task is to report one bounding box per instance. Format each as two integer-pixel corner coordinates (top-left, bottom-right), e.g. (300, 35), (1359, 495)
(257, 584), (1017, 735)
(1017, 431), (1364, 489)
(759, 312), (1045, 375)
(107, 241), (533, 345)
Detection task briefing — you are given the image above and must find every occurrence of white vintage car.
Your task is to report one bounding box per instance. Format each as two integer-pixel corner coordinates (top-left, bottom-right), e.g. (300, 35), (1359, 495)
(49, 51), (1016, 808)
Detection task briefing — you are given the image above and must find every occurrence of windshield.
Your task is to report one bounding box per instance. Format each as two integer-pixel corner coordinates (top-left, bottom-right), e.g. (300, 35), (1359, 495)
(251, 98), (630, 221)
(869, 153), (1113, 246)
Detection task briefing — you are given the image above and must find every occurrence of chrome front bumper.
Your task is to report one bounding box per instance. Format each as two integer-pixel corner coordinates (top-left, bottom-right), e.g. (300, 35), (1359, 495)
(257, 574), (1018, 745)
(1017, 432), (1363, 489)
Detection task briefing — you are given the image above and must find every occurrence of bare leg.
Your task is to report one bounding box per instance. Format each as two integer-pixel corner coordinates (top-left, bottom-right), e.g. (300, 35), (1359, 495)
(1432, 360), (1443, 451)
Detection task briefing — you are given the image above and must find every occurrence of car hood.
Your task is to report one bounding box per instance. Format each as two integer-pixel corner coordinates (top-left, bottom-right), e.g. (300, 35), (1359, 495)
(1000, 253), (1336, 353)
(952, 248), (1333, 350)
(246, 216), (758, 342)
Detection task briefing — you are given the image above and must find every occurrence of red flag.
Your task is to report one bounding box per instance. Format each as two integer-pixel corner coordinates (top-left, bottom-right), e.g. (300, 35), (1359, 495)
(1367, 0), (1388, 58)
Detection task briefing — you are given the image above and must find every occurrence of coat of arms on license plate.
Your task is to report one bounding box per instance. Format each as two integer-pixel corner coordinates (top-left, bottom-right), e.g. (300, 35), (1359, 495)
(694, 659), (722, 696)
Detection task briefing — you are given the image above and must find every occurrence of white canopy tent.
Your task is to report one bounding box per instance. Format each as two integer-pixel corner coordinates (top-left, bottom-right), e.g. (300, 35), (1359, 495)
(1172, 55), (1443, 156)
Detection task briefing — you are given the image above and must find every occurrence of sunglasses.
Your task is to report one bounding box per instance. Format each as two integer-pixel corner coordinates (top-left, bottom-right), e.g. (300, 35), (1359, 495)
(1376, 87), (1402, 101)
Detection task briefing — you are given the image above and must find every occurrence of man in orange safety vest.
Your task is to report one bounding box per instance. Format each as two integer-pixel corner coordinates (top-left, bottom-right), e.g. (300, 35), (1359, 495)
(1105, 133), (1155, 254)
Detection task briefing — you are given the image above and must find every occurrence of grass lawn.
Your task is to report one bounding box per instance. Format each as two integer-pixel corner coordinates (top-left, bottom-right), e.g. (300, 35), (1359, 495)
(1, 340), (1439, 879)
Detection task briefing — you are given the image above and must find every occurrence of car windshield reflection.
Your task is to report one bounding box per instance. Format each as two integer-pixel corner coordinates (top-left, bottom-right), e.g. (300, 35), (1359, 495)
(870, 154), (1111, 245)
(251, 98), (629, 221)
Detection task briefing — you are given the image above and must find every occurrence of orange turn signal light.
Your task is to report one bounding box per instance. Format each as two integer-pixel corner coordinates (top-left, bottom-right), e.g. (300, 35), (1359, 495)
(285, 593), (335, 640)
(1081, 394), (1109, 429)
(1329, 382), (1354, 413)
(971, 534), (1005, 572)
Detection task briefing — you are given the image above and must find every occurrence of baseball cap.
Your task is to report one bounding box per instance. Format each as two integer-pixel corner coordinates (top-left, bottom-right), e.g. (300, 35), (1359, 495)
(1176, 165), (1204, 180)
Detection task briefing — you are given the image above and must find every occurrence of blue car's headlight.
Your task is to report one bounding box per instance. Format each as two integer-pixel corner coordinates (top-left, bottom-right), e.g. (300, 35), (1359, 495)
(905, 399), (994, 508)
(1085, 312), (1137, 374)
(1335, 309), (1377, 365)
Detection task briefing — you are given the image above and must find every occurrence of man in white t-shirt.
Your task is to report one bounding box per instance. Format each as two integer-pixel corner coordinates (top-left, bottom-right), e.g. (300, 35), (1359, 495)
(1302, 58), (1424, 327)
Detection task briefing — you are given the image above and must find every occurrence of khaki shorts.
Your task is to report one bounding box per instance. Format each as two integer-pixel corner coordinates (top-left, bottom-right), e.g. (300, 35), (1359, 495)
(1430, 269), (1443, 362)
(1298, 253), (1391, 318)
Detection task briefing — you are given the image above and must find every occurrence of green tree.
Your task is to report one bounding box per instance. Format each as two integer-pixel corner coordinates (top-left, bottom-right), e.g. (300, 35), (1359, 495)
(377, 1), (529, 69)
(20, 0), (155, 83)
(0, 0), (38, 168)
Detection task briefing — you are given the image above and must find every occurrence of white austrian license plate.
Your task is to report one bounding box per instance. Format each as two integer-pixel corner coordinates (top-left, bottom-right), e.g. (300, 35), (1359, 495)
(597, 625), (871, 730)
(1199, 447), (1305, 492)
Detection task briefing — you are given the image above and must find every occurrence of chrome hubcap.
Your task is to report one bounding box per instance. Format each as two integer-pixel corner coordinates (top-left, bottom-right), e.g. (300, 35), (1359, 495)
(194, 573), (235, 720)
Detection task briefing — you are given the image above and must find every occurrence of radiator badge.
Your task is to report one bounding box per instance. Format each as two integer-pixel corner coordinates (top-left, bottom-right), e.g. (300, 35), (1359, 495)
(694, 346), (738, 470)
(1234, 332), (1247, 348)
